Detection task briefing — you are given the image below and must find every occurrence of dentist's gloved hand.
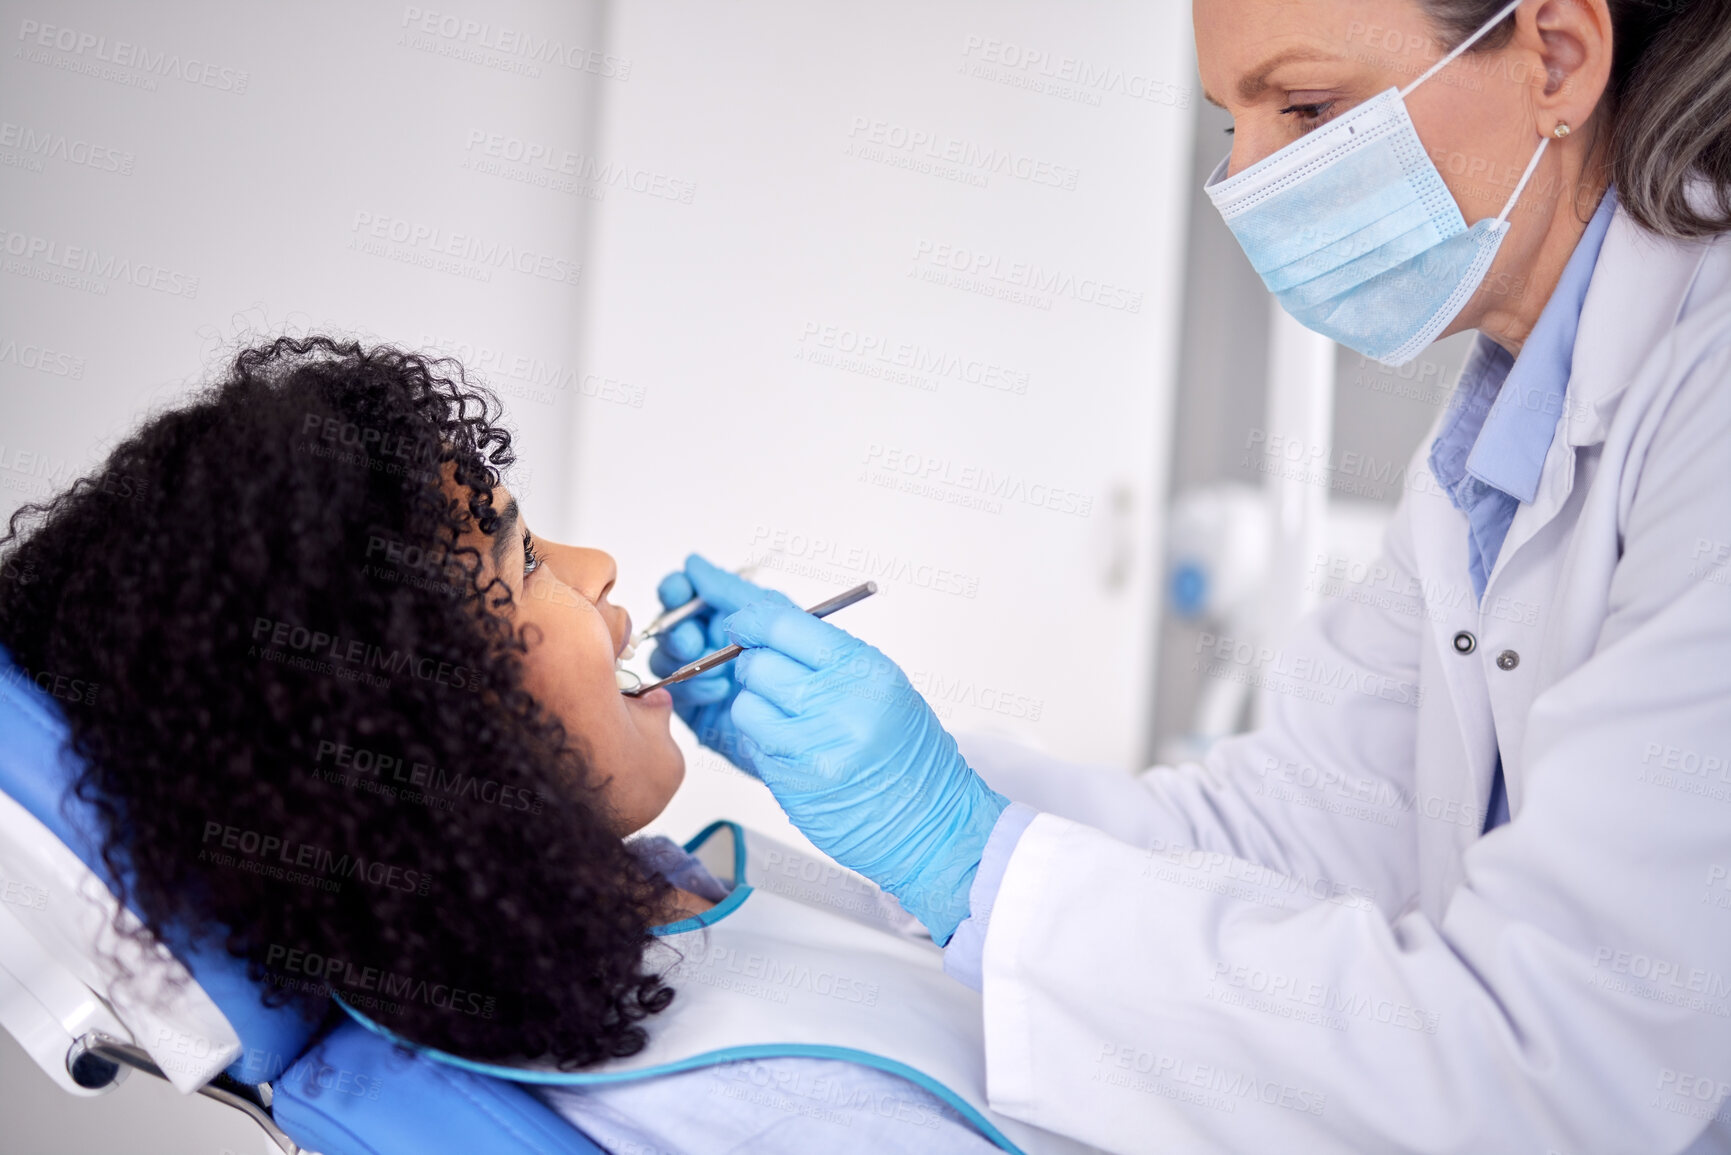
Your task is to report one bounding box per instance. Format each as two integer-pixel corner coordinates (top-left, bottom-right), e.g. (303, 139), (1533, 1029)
(650, 555), (793, 769)
(724, 602), (1009, 944)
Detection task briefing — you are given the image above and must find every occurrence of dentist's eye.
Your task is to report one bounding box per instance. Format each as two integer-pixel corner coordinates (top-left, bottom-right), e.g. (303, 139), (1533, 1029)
(522, 528), (542, 578)
(1278, 100), (1336, 129)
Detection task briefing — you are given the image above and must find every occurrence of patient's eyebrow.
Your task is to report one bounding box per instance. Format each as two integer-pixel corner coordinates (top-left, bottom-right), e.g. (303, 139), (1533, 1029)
(490, 496), (519, 573)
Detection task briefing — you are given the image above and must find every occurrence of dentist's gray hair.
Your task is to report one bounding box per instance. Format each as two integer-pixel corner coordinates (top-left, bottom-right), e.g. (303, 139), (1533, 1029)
(1418, 0), (1731, 238)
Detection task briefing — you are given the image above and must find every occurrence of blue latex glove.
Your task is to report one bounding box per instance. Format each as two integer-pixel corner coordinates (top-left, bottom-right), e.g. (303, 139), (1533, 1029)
(724, 601), (1009, 944)
(649, 554), (793, 769)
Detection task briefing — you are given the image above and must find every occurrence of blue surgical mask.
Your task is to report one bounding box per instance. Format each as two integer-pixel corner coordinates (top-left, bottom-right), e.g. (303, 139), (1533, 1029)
(1204, 0), (1549, 367)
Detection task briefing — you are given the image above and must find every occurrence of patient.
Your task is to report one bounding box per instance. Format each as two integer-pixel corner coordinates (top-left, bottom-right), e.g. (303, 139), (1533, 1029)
(0, 336), (1002, 1154)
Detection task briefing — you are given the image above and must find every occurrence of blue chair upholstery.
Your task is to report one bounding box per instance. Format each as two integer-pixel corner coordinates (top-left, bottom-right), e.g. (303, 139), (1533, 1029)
(0, 647), (320, 1084)
(273, 1022), (604, 1155)
(0, 647), (607, 1154)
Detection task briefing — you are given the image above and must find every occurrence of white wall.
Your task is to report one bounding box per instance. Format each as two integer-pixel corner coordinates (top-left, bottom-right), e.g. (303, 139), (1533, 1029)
(0, 1), (618, 532)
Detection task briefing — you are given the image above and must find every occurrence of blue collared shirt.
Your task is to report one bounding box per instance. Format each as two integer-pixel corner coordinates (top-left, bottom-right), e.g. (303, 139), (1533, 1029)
(1427, 187), (1619, 601)
(943, 188), (1621, 989)
(1426, 186), (1617, 831)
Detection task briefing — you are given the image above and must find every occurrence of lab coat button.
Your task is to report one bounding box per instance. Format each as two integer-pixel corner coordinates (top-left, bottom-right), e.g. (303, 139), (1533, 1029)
(1452, 630), (1476, 654)
(1496, 649), (1520, 671)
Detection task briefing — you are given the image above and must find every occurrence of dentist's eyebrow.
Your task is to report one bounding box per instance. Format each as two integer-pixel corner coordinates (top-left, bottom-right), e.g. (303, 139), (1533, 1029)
(1202, 47), (1341, 108)
(490, 496), (520, 573)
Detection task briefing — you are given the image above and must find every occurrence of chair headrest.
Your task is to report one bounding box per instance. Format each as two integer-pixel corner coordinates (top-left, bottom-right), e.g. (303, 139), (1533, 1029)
(0, 646), (321, 1084)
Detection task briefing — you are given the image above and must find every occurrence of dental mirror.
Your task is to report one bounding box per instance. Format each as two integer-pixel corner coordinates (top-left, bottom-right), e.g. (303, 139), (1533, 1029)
(621, 581), (877, 697)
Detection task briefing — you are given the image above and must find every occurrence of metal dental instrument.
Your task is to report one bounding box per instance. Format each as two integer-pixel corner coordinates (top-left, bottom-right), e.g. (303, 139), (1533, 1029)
(626, 563), (760, 653)
(621, 581), (877, 697)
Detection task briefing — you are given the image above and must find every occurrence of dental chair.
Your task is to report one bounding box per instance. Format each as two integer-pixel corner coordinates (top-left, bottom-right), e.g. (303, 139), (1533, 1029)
(0, 647), (607, 1155)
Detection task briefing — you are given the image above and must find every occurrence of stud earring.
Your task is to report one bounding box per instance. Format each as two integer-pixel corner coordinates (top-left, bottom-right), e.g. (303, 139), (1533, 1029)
(1552, 123), (1572, 139)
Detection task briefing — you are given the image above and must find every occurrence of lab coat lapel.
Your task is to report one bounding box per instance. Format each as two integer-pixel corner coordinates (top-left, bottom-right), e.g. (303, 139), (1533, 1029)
(1495, 199), (1710, 566)
(1473, 197), (1710, 814)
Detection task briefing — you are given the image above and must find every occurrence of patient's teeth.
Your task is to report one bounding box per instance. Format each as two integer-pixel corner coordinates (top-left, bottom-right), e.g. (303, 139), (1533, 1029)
(615, 665), (642, 691)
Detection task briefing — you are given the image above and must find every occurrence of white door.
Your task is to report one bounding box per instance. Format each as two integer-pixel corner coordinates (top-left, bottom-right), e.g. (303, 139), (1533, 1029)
(568, 2), (1198, 843)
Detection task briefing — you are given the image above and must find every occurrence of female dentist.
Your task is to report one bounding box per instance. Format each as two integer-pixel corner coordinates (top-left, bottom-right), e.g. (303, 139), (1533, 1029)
(655, 0), (1731, 1149)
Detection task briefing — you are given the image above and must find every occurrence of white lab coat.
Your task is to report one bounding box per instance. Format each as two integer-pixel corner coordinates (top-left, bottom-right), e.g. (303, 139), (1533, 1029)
(959, 183), (1731, 1155)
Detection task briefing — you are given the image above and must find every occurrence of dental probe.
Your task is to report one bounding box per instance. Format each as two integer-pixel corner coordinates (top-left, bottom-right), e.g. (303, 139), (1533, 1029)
(626, 563), (760, 653)
(621, 581), (877, 697)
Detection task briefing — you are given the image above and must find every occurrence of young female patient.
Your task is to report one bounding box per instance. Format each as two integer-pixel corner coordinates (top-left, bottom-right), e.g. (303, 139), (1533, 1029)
(0, 336), (1024, 1154)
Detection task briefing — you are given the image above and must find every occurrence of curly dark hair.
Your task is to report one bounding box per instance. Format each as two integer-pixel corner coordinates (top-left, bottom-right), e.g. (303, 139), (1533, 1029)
(0, 334), (674, 1067)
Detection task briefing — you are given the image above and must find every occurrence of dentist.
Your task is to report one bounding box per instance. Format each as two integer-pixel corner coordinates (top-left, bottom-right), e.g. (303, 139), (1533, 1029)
(657, 0), (1731, 1149)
